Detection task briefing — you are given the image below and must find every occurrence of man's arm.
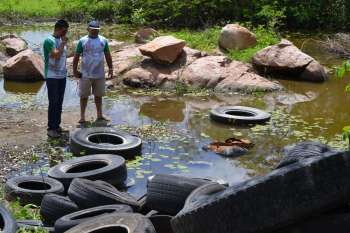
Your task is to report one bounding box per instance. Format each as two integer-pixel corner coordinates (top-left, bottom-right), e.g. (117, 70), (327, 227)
(104, 40), (113, 80)
(50, 36), (68, 60)
(73, 40), (83, 78)
(72, 53), (81, 79)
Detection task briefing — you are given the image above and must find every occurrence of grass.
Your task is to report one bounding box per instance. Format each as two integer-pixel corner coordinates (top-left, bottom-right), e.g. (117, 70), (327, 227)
(165, 25), (280, 62)
(0, 0), (60, 19)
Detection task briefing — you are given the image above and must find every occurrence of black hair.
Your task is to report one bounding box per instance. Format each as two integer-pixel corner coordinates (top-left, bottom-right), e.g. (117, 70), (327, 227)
(55, 19), (69, 29)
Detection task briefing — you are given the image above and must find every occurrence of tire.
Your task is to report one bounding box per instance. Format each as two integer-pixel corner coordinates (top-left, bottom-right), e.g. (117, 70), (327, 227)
(64, 213), (156, 233)
(4, 176), (64, 206)
(210, 106), (271, 125)
(40, 194), (79, 225)
(171, 151), (350, 233)
(277, 213), (350, 233)
(146, 174), (212, 215)
(68, 178), (141, 210)
(0, 204), (17, 233)
(54, 204), (133, 233)
(149, 215), (174, 233)
(181, 183), (226, 213)
(48, 154), (127, 190)
(276, 141), (335, 169)
(70, 127), (142, 158)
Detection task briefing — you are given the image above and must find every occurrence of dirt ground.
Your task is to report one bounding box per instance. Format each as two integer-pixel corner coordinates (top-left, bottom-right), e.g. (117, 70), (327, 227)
(0, 106), (97, 181)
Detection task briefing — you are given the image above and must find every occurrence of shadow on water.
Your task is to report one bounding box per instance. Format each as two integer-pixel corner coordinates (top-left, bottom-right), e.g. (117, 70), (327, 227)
(2, 24), (350, 197)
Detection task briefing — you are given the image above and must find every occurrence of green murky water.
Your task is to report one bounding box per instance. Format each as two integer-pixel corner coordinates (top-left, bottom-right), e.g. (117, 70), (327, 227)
(1, 24), (349, 197)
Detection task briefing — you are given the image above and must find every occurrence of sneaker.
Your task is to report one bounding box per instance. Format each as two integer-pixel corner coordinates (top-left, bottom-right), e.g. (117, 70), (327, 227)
(47, 129), (61, 138)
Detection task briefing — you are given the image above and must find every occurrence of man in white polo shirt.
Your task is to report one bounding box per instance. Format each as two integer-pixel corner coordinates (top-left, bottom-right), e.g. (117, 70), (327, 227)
(72, 20), (113, 124)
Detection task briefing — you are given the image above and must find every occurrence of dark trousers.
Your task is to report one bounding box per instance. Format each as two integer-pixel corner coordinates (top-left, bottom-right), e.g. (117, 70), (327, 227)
(47, 78), (66, 130)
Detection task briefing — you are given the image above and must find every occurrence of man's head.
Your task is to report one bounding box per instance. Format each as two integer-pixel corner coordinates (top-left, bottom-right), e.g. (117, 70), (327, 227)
(54, 19), (69, 37)
(87, 20), (100, 38)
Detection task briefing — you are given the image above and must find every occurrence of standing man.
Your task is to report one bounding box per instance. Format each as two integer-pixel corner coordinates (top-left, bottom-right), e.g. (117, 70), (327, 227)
(73, 20), (113, 124)
(43, 19), (69, 138)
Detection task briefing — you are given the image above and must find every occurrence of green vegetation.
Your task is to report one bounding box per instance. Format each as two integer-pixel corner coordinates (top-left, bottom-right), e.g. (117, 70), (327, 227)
(166, 26), (280, 62)
(0, 0), (349, 30)
(0, 0), (60, 19)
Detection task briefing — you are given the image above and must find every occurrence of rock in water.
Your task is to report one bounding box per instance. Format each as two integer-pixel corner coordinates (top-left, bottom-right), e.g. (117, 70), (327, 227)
(0, 35), (28, 57)
(252, 39), (328, 82)
(139, 36), (186, 64)
(181, 56), (282, 92)
(219, 24), (257, 50)
(3, 49), (44, 81)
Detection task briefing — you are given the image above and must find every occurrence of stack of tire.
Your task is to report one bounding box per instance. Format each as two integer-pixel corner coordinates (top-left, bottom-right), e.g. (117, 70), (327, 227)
(3, 169), (228, 232)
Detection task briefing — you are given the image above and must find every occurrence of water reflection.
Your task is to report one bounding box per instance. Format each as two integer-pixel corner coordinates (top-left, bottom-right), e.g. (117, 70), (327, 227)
(3, 79), (44, 94)
(139, 99), (185, 122)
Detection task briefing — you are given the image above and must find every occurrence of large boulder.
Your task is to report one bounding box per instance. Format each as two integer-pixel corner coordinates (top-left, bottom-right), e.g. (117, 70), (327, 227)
(181, 56), (282, 92)
(219, 24), (257, 50)
(122, 47), (204, 89)
(171, 150), (350, 233)
(252, 39), (328, 82)
(139, 36), (186, 64)
(3, 49), (44, 81)
(0, 35), (28, 56)
(135, 28), (159, 44)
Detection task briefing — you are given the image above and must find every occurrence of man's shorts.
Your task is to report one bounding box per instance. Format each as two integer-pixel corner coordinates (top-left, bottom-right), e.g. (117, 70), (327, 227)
(79, 78), (106, 98)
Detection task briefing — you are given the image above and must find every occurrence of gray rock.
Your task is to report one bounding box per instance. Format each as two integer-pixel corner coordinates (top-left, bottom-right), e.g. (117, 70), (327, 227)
(253, 39), (328, 82)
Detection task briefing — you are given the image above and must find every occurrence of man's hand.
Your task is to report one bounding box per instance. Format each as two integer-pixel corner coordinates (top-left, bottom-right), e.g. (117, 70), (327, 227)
(61, 36), (68, 45)
(107, 68), (113, 80)
(73, 70), (81, 79)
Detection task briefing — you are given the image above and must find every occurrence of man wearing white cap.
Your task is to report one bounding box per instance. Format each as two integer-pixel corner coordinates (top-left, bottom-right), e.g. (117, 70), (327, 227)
(72, 20), (113, 124)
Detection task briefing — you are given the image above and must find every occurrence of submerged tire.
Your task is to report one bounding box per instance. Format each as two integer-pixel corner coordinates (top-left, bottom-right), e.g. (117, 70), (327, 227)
(4, 176), (64, 206)
(40, 194), (79, 225)
(48, 154), (127, 190)
(54, 204), (133, 233)
(276, 141), (335, 169)
(0, 204), (17, 233)
(210, 106), (271, 124)
(68, 178), (141, 210)
(70, 127), (142, 158)
(146, 174), (212, 215)
(65, 213), (156, 233)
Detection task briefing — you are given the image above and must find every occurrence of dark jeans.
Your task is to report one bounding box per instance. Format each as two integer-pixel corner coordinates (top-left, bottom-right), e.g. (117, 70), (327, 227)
(47, 78), (66, 130)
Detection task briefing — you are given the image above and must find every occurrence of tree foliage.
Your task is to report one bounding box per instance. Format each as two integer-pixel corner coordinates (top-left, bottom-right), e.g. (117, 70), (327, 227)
(57, 0), (350, 29)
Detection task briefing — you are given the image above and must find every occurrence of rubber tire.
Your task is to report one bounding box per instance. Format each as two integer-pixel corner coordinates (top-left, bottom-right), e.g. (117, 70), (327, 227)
(70, 127), (142, 158)
(210, 106), (271, 124)
(0, 204), (17, 233)
(40, 194), (79, 225)
(68, 178), (141, 210)
(146, 174), (212, 215)
(149, 215), (174, 233)
(276, 141), (335, 169)
(181, 183), (227, 214)
(54, 204), (133, 233)
(64, 213), (156, 233)
(48, 154), (127, 190)
(4, 176), (65, 206)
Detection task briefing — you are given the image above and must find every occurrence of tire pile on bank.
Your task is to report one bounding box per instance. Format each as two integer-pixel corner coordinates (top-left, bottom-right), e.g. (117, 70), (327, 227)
(3, 114), (350, 233)
(0, 127), (227, 232)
